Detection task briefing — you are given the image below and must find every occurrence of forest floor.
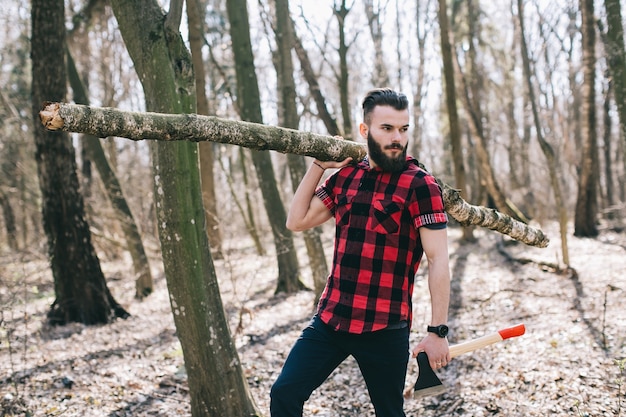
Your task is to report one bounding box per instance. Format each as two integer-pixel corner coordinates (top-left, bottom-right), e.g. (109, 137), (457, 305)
(1, 221), (625, 417)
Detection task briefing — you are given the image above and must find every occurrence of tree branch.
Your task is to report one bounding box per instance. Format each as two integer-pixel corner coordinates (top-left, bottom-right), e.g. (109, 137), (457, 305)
(165, 0), (184, 33)
(40, 102), (368, 160)
(40, 102), (550, 248)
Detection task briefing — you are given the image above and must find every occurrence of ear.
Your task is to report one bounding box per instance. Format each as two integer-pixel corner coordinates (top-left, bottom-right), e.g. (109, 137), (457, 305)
(359, 122), (368, 139)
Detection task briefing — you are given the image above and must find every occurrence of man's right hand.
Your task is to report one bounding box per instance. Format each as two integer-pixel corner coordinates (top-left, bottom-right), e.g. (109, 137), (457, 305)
(314, 157), (353, 171)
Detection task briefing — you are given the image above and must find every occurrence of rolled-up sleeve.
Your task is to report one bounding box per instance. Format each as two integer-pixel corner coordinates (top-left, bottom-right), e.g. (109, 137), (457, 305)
(413, 178), (447, 229)
(315, 186), (336, 214)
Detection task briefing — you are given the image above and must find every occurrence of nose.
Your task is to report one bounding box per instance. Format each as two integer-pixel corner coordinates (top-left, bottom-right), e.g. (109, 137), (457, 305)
(391, 129), (402, 142)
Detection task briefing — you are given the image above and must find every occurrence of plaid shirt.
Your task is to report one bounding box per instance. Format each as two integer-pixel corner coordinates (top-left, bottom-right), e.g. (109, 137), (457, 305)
(315, 156), (447, 334)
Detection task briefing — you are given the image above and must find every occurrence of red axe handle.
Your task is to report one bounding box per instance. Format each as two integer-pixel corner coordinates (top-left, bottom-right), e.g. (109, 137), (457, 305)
(449, 323), (526, 358)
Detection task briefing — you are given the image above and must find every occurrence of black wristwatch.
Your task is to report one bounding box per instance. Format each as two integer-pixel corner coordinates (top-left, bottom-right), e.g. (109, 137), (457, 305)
(427, 324), (449, 338)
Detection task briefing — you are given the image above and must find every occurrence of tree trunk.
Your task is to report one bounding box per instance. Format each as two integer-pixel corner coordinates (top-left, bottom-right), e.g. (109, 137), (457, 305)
(410, 0), (430, 159)
(506, 10), (532, 200)
(272, 0), (328, 301)
(292, 20), (341, 136)
(603, 0), (626, 176)
(602, 81), (615, 209)
(0, 89), (24, 250)
(0, 190), (18, 251)
(452, 5), (529, 225)
(438, 0), (474, 242)
(239, 148), (267, 255)
(363, 0), (391, 87)
(40, 102), (550, 248)
(566, 10), (583, 173)
(67, 50), (154, 299)
(574, 0), (599, 237)
(108, 0), (261, 414)
(334, 0), (352, 138)
(31, 0), (129, 325)
(187, 0), (224, 258)
(599, 3), (624, 208)
(226, 0), (305, 293)
(517, 0), (570, 265)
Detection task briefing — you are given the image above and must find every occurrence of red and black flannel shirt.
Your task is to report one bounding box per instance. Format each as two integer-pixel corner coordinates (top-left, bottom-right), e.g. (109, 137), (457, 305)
(314, 156), (447, 334)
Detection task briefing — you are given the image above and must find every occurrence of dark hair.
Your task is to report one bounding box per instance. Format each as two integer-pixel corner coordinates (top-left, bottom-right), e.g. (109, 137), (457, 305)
(362, 88), (409, 124)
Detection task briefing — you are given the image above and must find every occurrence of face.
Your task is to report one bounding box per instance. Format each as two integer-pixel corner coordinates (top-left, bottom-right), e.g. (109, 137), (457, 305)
(360, 105), (410, 172)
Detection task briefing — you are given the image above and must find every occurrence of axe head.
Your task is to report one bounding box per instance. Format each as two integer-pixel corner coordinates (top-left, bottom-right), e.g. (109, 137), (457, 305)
(413, 351), (446, 399)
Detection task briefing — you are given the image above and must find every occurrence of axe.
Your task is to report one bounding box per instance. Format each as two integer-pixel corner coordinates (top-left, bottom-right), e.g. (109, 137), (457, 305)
(412, 323), (526, 399)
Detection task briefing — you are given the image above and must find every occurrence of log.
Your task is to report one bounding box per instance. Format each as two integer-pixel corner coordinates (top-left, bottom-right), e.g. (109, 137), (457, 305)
(40, 102), (550, 248)
(39, 102), (367, 161)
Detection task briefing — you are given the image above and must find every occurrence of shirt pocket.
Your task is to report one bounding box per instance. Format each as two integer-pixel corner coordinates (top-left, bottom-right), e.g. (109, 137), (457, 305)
(369, 199), (403, 234)
(335, 195), (355, 227)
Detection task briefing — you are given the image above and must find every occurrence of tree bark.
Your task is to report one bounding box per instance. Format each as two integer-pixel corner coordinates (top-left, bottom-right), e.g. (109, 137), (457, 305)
(603, 0), (626, 176)
(438, 0), (474, 242)
(67, 50), (154, 299)
(517, 0), (569, 264)
(334, 0), (353, 138)
(272, 0), (329, 300)
(363, 0), (391, 87)
(292, 22), (341, 136)
(40, 102), (550, 248)
(108, 0), (261, 414)
(31, 0), (129, 325)
(0, 91), (26, 251)
(453, 13), (530, 225)
(226, 0), (304, 293)
(212, 148), (265, 255)
(574, 0), (599, 237)
(186, 0), (224, 258)
(602, 80), (615, 209)
(0, 189), (18, 251)
(410, 0), (429, 159)
(600, 0), (626, 200)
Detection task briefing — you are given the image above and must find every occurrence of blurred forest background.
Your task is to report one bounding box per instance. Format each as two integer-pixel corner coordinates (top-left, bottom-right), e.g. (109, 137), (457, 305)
(1, 0), (626, 416)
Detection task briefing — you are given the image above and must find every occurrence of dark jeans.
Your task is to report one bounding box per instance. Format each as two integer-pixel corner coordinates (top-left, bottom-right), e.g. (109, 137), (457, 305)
(270, 315), (409, 417)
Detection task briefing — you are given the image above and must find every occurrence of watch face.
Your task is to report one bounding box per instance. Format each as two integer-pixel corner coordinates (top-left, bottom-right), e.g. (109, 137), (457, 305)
(428, 325), (449, 337)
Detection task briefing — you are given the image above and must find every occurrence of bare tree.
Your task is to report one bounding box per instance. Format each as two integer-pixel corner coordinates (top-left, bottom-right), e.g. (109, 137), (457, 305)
(31, 0), (129, 324)
(452, 0), (529, 224)
(517, 0), (570, 265)
(363, 0), (391, 87)
(603, 0), (626, 178)
(226, 0), (305, 293)
(270, 0), (329, 301)
(0, 189), (17, 250)
(334, 0), (354, 138)
(67, 50), (154, 298)
(574, 0), (599, 237)
(0, 0), (38, 252)
(108, 0), (261, 413)
(437, 0), (474, 242)
(292, 20), (341, 136)
(601, 78), (616, 209)
(409, 0), (433, 159)
(187, 0), (224, 258)
(505, 6), (532, 202)
(599, 0), (626, 206)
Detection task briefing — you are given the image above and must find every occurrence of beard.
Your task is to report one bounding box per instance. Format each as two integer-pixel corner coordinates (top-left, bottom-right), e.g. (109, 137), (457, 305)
(367, 132), (408, 173)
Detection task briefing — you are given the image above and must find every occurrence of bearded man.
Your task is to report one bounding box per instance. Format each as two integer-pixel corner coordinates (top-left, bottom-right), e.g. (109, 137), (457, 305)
(270, 88), (452, 417)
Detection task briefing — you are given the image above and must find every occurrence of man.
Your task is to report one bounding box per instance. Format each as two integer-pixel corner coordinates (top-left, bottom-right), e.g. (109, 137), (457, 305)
(270, 88), (451, 416)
